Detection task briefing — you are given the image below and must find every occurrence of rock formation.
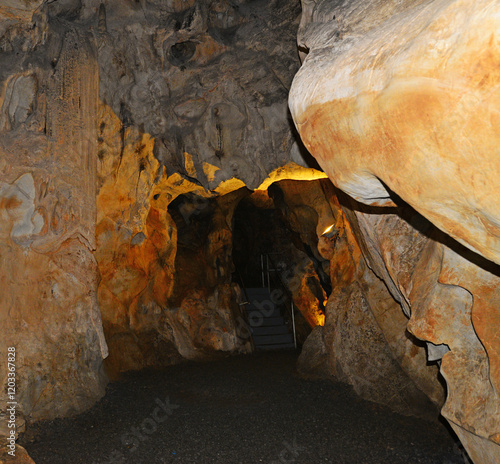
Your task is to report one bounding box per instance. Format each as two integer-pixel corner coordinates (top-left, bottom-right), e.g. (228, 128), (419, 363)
(298, 188), (443, 419)
(1, 0), (498, 463)
(289, 0), (500, 461)
(0, 3), (107, 423)
(1, 0), (329, 427)
(92, 0), (319, 374)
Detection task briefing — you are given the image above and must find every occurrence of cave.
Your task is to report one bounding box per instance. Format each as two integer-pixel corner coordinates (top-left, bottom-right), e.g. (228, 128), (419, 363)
(1, 0), (499, 463)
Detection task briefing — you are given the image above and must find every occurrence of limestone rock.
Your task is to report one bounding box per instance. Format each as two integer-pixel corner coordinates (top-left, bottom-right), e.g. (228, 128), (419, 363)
(348, 200), (500, 459)
(1, 2), (485, 457)
(290, 0), (500, 265)
(296, 325), (330, 379)
(97, 0), (303, 190)
(91, 0), (316, 374)
(96, 113), (256, 373)
(290, 0), (500, 460)
(305, 194), (443, 418)
(0, 15), (108, 422)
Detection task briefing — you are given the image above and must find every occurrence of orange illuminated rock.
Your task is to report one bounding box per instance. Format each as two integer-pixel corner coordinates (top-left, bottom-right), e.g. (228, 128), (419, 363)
(299, 190), (443, 417)
(96, 104), (256, 374)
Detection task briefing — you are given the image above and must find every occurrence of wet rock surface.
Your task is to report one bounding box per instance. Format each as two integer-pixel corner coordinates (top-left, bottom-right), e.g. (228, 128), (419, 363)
(23, 352), (466, 464)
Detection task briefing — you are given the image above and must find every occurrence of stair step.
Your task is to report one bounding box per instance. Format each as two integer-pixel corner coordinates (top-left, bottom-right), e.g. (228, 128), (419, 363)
(246, 316), (285, 327)
(246, 287), (272, 293)
(251, 325), (289, 336)
(246, 301), (276, 310)
(253, 333), (294, 345)
(255, 342), (296, 351)
(245, 307), (281, 318)
(245, 288), (273, 298)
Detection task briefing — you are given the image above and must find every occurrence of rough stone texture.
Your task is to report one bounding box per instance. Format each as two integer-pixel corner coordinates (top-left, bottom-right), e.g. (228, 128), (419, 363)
(90, 0), (333, 371)
(347, 200), (500, 459)
(91, 0), (328, 374)
(0, 9), (108, 425)
(291, 0), (500, 264)
(230, 181), (345, 344)
(270, 179), (331, 328)
(96, 103), (254, 375)
(298, 189), (443, 418)
(290, 0), (500, 460)
(345, 205), (445, 407)
(96, 0), (306, 190)
(407, 231), (500, 457)
(1, 7), (491, 464)
(1, 0), (313, 425)
(0, 444), (35, 464)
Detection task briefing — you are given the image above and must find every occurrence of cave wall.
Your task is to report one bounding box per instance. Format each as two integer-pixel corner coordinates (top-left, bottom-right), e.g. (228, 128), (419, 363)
(1, 0), (322, 424)
(289, 0), (500, 461)
(2, 3), (497, 464)
(231, 184), (329, 344)
(0, 6), (108, 422)
(297, 187), (444, 418)
(92, 0), (314, 373)
(95, 0), (306, 190)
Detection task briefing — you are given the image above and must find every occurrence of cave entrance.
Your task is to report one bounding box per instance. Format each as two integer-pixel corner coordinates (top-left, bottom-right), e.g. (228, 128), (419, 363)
(231, 192), (301, 350)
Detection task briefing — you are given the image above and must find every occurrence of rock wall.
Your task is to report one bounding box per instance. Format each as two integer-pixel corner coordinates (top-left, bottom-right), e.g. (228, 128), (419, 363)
(289, 0), (500, 461)
(297, 189), (443, 418)
(92, 0), (328, 374)
(3, 4), (496, 464)
(96, 0), (305, 189)
(0, 6), (108, 422)
(231, 182), (330, 344)
(1, 0), (319, 423)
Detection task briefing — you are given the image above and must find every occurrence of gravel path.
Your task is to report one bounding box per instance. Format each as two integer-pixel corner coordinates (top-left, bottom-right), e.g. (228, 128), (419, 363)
(24, 351), (467, 464)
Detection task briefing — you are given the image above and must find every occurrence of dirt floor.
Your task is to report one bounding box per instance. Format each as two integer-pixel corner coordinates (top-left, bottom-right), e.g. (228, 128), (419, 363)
(23, 351), (469, 464)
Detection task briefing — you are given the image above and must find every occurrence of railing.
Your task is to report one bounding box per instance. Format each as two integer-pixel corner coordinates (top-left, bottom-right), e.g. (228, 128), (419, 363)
(260, 253), (297, 348)
(234, 266), (255, 350)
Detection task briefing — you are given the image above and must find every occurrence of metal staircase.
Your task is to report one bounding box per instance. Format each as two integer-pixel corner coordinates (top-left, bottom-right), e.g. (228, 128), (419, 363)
(243, 287), (296, 350)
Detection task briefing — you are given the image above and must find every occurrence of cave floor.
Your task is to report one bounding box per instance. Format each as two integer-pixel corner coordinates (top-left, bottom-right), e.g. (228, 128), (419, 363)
(23, 351), (466, 464)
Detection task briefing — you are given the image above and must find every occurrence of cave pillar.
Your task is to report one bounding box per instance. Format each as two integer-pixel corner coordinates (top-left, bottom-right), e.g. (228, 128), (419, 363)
(0, 22), (108, 422)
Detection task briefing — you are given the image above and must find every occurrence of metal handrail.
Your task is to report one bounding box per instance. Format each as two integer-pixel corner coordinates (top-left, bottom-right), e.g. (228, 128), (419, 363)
(234, 266), (255, 350)
(261, 253), (297, 348)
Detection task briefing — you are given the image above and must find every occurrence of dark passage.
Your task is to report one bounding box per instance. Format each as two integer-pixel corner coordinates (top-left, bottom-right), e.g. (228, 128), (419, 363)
(23, 352), (465, 464)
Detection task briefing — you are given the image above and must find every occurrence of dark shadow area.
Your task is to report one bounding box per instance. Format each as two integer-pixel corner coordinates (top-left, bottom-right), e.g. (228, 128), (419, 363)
(167, 192), (218, 306)
(287, 109), (324, 171)
(231, 196), (297, 288)
(336, 182), (500, 278)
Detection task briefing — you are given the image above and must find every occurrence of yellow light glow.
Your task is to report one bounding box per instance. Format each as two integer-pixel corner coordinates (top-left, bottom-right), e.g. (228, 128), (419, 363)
(202, 161), (220, 182)
(255, 162), (328, 191)
(322, 224), (334, 236)
(214, 177), (247, 194)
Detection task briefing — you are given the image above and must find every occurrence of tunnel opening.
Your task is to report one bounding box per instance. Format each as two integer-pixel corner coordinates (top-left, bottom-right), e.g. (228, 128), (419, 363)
(231, 183), (331, 348)
(164, 180), (332, 356)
